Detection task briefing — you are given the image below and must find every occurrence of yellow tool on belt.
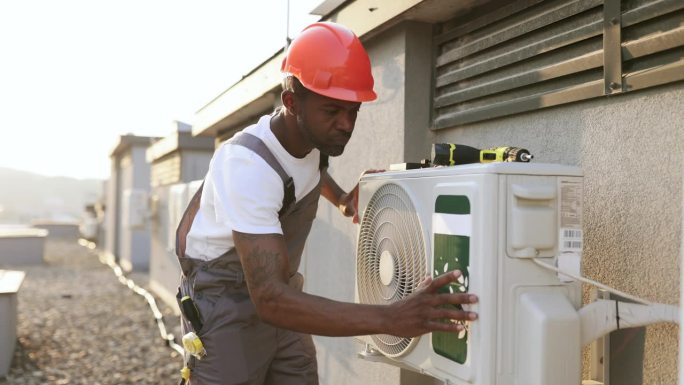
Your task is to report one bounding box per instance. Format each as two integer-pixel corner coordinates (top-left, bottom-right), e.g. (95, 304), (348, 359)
(178, 295), (206, 385)
(180, 295), (206, 359)
(179, 366), (191, 385)
(182, 332), (206, 358)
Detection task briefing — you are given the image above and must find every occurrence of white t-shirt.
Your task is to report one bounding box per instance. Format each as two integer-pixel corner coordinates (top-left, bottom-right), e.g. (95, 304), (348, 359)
(185, 114), (321, 261)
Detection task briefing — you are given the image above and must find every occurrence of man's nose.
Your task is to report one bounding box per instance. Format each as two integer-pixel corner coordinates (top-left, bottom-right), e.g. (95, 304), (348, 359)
(336, 112), (355, 133)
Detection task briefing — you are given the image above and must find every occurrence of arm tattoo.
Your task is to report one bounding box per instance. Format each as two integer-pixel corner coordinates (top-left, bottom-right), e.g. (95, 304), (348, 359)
(246, 245), (281, 286)
(234, 233), (287, 302)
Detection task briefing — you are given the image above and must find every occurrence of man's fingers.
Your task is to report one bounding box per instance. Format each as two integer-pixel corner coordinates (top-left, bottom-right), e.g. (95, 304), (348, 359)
(360, 169), (385, 177)
(435, 293), (478, 306)
(430, 307), (478, 321)
(427, 270), (462, 292)
(416, 275), (433, 290)
(424, 320), (465, 333)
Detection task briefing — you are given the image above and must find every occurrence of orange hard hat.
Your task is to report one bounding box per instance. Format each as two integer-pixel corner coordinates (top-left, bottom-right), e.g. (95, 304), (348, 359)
(281, 22), (377, 102)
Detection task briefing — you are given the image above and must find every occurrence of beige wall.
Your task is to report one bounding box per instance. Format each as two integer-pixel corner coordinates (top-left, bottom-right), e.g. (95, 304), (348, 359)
(434, 83), (683, 384)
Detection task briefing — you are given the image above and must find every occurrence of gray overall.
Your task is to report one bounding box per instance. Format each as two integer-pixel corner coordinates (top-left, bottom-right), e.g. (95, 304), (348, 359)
(176, 133), (321, 385)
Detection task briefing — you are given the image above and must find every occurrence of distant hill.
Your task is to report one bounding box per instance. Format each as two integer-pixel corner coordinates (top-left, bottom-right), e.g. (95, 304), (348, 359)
(0, 167), (104, 224)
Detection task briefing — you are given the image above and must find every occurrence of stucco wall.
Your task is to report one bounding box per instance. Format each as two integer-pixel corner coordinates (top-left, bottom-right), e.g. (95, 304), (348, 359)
(680, 168), (684, 385)
(434, 83), (683, 384)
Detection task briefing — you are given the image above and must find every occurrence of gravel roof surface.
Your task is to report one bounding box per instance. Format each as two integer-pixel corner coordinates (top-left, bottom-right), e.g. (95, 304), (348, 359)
(1, 240), (182, 385)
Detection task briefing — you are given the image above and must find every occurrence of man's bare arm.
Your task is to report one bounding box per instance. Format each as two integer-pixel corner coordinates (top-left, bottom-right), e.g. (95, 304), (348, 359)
(320, 169), (383, 223)
(320, 170), (350, 215)
(233, 231), (478, 337)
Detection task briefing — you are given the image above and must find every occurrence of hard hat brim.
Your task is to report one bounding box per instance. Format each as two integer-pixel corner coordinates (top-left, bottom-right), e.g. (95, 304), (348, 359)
(310, 86), (377, 103)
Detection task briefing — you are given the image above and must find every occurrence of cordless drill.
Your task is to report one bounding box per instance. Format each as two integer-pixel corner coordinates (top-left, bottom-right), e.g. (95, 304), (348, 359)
(431, 143), (533, 166)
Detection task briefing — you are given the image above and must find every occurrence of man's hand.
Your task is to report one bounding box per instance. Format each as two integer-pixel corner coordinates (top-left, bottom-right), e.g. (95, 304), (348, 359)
(385, 270), (478, 338)
(338, 169), (384, 224)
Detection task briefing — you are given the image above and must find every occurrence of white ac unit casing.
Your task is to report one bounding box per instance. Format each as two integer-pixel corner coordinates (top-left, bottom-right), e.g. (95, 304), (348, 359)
(167, 179), (204, 251)
(167, 184), (189, 251)
(122, 189), (148, 229)
(355, 163), (584, 385)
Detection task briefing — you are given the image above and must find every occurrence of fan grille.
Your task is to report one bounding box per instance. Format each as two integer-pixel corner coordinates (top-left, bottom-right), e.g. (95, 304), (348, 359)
(357, 183), (427, 357)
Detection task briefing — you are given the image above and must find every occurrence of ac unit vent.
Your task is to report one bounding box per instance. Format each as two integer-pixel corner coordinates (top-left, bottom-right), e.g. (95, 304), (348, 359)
(356, 183), (427, 357)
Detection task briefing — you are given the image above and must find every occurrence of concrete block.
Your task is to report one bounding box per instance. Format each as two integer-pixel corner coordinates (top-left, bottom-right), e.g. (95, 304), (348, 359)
(0, 270), (25, 377)
(0, 229), (47, 266)
(31, 221), (80, 239)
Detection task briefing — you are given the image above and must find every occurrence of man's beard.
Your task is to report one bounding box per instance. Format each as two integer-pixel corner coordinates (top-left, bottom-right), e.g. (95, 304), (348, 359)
(297, 115), (347, 157)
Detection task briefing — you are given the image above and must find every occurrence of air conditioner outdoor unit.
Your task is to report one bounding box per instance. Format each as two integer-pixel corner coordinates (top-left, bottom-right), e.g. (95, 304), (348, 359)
(355, 162), (585, 385)
(167, 180), (204, 251)
(167, 183), (189, 251)
(122, 189), (149, 229)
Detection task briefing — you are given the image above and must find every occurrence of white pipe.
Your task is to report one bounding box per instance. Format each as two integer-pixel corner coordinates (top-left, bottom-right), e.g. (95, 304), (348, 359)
(533, 258), (651, 305)
(579, 299), (679, 346)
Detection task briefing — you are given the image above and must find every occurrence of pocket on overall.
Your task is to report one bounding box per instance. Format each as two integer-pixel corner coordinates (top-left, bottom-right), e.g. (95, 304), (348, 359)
(191, 287), (225, 335)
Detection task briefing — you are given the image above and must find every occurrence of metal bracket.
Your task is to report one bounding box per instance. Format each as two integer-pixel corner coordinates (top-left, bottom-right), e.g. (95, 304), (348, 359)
(587, 288), (647, 385)
(357, 343), (416, 371)
(603, 0), (623, 95)
(589, 289), (610, 385)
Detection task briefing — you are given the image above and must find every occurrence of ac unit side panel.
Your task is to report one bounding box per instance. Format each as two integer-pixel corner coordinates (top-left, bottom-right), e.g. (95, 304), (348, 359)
(515, 289), (581, 385)
(497, 174), (584, 380)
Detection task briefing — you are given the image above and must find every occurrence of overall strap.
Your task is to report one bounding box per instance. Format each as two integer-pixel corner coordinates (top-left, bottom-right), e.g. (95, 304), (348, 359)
(228, 132), (295, 217)
(175, 132), (296, 260)
(175, 181), (205, 261)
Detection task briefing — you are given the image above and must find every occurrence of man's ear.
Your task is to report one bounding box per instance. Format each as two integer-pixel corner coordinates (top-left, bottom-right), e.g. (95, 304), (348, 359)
(281, 91), (297, 116)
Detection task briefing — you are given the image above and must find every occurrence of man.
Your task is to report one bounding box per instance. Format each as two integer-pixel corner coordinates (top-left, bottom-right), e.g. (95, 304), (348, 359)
(176, 21), (478, 385)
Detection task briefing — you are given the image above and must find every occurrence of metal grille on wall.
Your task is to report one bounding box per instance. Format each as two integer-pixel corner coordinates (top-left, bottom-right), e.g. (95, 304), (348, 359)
(432, 0), (684, 129)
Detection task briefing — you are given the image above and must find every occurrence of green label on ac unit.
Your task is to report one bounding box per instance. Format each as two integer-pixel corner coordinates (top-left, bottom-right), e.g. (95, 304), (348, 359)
(432, 195), (471, 364)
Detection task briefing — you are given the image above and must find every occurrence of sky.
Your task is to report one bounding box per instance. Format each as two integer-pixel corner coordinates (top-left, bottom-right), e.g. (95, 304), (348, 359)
(0, 0), (320, 180)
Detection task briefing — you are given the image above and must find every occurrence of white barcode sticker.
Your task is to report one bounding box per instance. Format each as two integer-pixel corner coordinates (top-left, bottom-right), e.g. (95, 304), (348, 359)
(558, 178), (583, 253)
(562, 229), (583, 239)
(562, 240), (583, 250)
(560, 227), (583, 252)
